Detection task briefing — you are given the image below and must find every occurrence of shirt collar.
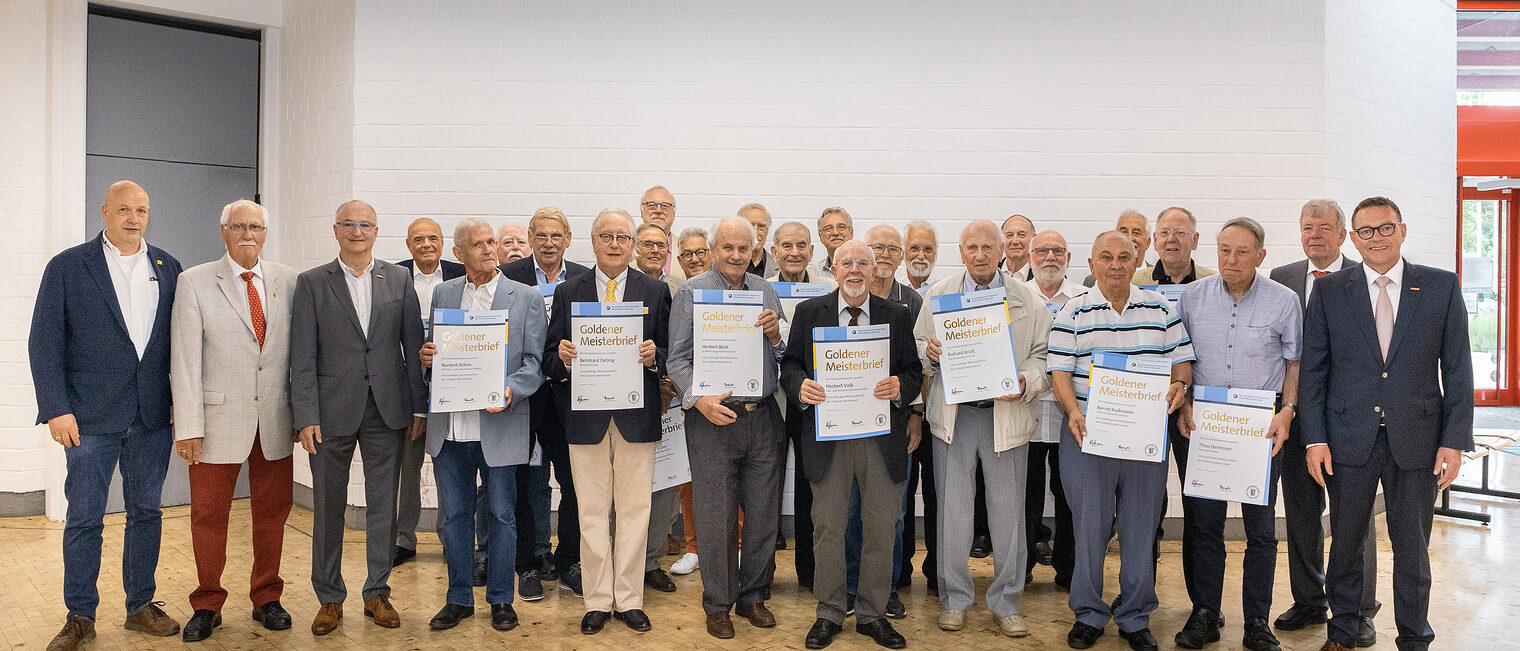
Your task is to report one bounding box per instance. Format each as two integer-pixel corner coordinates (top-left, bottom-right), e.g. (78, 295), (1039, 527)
(536, 258), (565, 282)
(465, 270), (500, 292)
(1311, 257), (1343, 275)
(227, 255), (263, 279)
(338, 258), (374, 278)
(1028, 276), (1083, 302)
(102, 235), (148, 260)
(594, 265), (628, 287)
(1151, 259), (1198, 283)
(411, 260), (443, 279)
(1365, 258), (1405, 290)
(962, 269), (1005, 292)
(838, 292), (871, 319)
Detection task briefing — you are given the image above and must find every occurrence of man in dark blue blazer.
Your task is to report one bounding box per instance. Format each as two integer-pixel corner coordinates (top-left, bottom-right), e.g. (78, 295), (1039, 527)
(1300, 196), (1473, 651)
(30, 181), (184, 649)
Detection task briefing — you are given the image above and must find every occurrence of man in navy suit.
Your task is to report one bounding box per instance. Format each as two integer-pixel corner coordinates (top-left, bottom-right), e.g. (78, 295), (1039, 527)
(1301, 196), (1473, 651)
(30, 180), (184, 650)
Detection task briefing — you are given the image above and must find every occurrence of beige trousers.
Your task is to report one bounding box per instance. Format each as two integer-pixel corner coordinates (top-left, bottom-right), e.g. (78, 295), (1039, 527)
(567, 421), (657, 612)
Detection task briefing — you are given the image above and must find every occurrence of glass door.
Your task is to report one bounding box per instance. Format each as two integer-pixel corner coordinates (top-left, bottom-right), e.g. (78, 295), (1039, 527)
(1460, 181), (1517, 405)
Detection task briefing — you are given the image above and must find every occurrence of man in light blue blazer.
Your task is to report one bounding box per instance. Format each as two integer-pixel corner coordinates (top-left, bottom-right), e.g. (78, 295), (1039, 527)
(419, 218), (547, 633)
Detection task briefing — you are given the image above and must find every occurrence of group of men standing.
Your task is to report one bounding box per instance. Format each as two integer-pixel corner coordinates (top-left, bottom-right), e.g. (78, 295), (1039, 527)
(31, 180), (1470, 651)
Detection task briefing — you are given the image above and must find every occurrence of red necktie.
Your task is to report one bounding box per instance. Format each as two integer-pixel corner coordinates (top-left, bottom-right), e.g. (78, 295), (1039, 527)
(242, 271), (266, 348)
(1311, 270), (1330, 278)
(846, 306), (863, 326)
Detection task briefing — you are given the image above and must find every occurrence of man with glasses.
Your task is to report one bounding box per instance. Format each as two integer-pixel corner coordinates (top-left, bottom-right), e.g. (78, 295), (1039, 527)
(675, 226), (712, 284)
(808, 207), (855, 280)
(1301, 197), (1471, 651)
(1022, 230), (1082, 591)
(641, 186), (681, 281)
(1001, 214), (1036, 281)
(500, 206), (591, 599)
(497, 222), (533, 263)
(631, 221), (683, 595)
(291, 200), (428, 635)
(635, 222), (671, 283)
(1269, 200), (1381, 643)
(545, 209), (672, 635)
(740, 203), (780, 279)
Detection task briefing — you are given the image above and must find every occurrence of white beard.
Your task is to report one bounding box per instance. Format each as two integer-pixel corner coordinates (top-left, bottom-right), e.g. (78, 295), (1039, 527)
(1034, 268), (1066, 287)
(908, 260), (934, 277)
(842, 284), (867, 298)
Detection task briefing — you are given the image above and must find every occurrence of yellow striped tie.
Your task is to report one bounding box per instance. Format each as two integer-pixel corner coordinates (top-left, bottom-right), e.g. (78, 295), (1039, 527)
(604, 278), (618, 302)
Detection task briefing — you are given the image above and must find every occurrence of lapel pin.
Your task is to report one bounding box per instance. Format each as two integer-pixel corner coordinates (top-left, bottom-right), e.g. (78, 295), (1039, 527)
(155, 259), (163, 265)
(375, 273), (385, 279)
(1410, 287), (1420, 291)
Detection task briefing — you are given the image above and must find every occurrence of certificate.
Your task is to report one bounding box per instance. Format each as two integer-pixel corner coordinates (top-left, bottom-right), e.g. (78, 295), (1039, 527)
(652, 401), (691, 492)
(931, 288), (1021, 403)
(535, 282), (560, 319)
(1081, 352), (1171, 462)
(773, 282), (832, 321)
(691, 289), (766, 397)
(569, 301), (645, 411)
(813, 324), (891, 441)
(429, 308), (509, 413)
(1183, 386), (1276, 505)
(1139, 284), (1186, 305)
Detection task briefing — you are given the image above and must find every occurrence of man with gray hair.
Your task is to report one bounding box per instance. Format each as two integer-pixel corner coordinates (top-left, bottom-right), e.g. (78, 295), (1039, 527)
(808, 207), (855, 280)
(901, 220), (940, 293)
(741, 203), (780, 279)
(1084, 209), (1152, 287)
(669, 216), (788, 639)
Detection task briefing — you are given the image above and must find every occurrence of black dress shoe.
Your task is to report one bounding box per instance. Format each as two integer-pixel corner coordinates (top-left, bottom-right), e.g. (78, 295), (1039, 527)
(537, 553), (559, 581)
(1119, 627), (1160, 651)
(472, 556), (488, 587)
(1356, 615), (1376, 647)
(490, 603), (518, 631)
(644, 568), (677, 593)
(561, 563), (584, 597)
(1174, 607), (1223, 648)
(1068, 621), (1105, 649)
(181, 609), (220, 642)
(518, 569), (544, 601)
(856, 618), (907, 649)
(776, 536), (788, 550)
(580, 610), (610, 634)
(1036, 540), (1054, 565)
(970, 534), (992, 558)
(613, 609), (651, 632)
(251, 601), (292, 631)
(392, 545), (416, 567)
(1242, 617), (1282, 651)
(805, 618), (843, 649)
(1273, 603), (1327, 631)
(885, 591), (905, 619)
(429, 603), (473, 630)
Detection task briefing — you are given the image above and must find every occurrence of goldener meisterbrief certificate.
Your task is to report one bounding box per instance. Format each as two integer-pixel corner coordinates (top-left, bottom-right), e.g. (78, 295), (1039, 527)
(813, 324), (891, 441)
(652, 400), (691, 492)
(569, 301), (645, 411)
(430, 308), (509, 413)
(1183, 385), (1276, 505)
(931, 288), (1021, 404)
(773, 282), (833, 321)
(691, 289), (766, 398)
(1081, 352), (1171, 463)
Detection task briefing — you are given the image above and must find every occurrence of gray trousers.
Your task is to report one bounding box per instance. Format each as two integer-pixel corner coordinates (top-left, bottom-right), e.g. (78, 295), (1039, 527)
(395, 432), (426, 550)
(813, 438), (903, 625)
(1281, 421), (1379, 613)
(685, 401), (785, 613)
(1061, 414), (1167, 632)
(646, 486), (680, 572)
(310, 395), (405, 603)
(933, 405), (1028, 617)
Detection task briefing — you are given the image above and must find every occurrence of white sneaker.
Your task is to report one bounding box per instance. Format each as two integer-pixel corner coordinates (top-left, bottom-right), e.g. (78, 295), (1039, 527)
(938, 609), (966, 631)
(670, 552), (700, 575)
(996, 613), (1029, 637)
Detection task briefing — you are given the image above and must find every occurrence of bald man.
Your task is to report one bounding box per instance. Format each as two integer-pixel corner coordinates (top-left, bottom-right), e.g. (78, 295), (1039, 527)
(32, 181), (185, 649)
(497, 222), (533, 263)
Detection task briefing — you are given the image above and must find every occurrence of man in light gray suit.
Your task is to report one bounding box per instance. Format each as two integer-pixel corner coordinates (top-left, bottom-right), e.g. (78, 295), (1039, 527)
(1268, 199), (1380, 643)
(418, 218), (546, 632)
(290, 200), (428, 636)
(170, 199), (298, 642)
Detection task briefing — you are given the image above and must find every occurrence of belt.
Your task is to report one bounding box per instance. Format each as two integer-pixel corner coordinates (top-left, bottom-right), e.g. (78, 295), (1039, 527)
(965, 399), (995, 409)
(720, 400), (762, 413)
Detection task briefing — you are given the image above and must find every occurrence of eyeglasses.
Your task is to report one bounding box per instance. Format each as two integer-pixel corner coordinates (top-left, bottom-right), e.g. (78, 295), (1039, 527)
(867, 244), (903, 256)
(836, 258), (875, 270)
(224, 223), (267, 233)
(1031, 247), (1067, 257)
(819, 224), (851, 234)
(638, 240), (669, 251)
(678, 248), (709, 261)
(906, 244), (936, 255)
(1353, 222), (1400, 240)
(595, 233), (635, 245)
(1155, 229), (1193, 239)
(336, 220), (375, 232)
(532, 233), (567, 244)
(642, 201), (675, 211)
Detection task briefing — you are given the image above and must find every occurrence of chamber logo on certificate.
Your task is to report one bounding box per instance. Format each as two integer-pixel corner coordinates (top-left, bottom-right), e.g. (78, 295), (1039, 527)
(774, 282), (832, 321)
(931, 288), (1020, 404)
(691, 289), (766, 397)
(653, 400), (691, 492)
(812, 324), (891, 441)
(1183, 386), (1276, 505)
(569, 301), (644, 411)
(1081, 352), (1171, 462)
(430, 308), (509, 413)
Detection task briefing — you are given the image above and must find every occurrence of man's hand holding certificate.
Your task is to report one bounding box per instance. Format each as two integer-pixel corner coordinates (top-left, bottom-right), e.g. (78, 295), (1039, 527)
(1081, 352), (1172, 462)
(691, 289), (766, 397)
(430, 308), (509, 413)
(568, 301), (645, 410)
(930, 288), (1021, 403)
(809, 324), (892, 441)
(1180, 386), (1277, 505)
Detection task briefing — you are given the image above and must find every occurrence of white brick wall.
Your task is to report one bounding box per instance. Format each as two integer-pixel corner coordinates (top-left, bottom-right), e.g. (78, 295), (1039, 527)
(0, 0), (52, 495)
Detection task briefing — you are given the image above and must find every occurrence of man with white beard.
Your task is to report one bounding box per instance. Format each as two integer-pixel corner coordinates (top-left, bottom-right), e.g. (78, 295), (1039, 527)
(901, 221), (940, 294)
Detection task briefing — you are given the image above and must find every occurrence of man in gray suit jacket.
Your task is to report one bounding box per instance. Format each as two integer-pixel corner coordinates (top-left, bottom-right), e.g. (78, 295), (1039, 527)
(290, 200), (428, 636)
(418, 218), (546, 632)
(1267, 199), (1380, 644)
(170, 200), (298, 642)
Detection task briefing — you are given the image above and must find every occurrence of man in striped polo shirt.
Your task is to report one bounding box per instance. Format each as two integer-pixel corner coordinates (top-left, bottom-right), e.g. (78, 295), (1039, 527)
(1048, 231), (1195, 651)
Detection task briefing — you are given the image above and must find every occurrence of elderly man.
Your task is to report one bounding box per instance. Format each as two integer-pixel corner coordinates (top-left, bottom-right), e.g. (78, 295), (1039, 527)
(632, 219), (683, 594)
(770, 222), (820, 284)
(1021, 229), (1083, 590)
(1083, 210), (1151, 287)
(1135, 207), (1214, 285)
(1269, 200), (1380, 642)
(901, 220), (940, 293)
(500, 206), (590, 598)
(740, 203), (780, 279)
(641, 186), (682, 280)
(669, 217), (787, 639)
(1050, 231), (1194, 650)
(807, 207), (855, 280)
(394, 217), (466, 568)
(1302, 198), (1472, 651)
(782, 239), (922, 650)
(497, 222), (533, 263)
(417, 218), (546, 632)
(635, 222), (671, 281)
(32, 181), (184, 650)
(1173, 218), (1302, 651)
(169, 200), (297, 642)
(1001, 214), (1036, 281)
(898, 219), (941, 592)
(291, 200), (428, 635)
(673, 226), (711, 287)
(914, 220), (1050, 639)
(545, 209), (672, 634)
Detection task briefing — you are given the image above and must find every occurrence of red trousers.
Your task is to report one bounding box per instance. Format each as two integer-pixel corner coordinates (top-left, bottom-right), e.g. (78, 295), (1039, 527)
(188, 433), (293, 612)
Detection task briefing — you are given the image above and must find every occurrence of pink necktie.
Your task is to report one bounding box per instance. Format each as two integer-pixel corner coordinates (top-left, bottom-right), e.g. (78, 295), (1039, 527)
(1374, 276), (1393, 361)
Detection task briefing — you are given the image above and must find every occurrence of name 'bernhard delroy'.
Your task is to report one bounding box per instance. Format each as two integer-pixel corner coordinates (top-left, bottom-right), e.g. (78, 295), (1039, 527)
(822, 347), (886, 372)
(438, 330), (504, 353)
(1093, 374), (1164, 402)
(940, 315), (1002, 340)
(577, 323), (638, 347)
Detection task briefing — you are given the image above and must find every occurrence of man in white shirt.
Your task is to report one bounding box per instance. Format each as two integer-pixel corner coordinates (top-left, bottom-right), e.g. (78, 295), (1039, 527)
(807, 207), (855, 280)
(901, 220), (940, 294)
(1000, 214), (1035, 281)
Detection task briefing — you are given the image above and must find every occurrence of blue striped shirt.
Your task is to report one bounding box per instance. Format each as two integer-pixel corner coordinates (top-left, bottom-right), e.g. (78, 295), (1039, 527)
(1176, 273), (1301, 392)
(1048, 285), (1195, 400)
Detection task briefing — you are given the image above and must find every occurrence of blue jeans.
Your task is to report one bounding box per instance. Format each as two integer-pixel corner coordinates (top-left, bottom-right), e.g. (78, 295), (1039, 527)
(63, 422), (173, 620)
(844, 470), (908, 594)
(434, 440), (517, 606)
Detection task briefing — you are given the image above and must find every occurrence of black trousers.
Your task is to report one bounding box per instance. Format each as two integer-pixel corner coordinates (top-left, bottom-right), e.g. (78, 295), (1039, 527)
(791, 426), (816, 589)
(1172, 432), (1283, 620)
(1024, 441), (1074, 582)
(900, 430), (938, 589)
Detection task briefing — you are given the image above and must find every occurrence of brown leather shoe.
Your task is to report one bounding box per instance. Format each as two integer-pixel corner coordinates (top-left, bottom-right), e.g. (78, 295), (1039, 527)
(310, 602), (343, 636)
(364, 595), (401, 628)
(706, 611), (736, 639)
(46, 614), (95, 651)
(1318, 642), (1354, 651)
(734, 602), (776, 628)
(123, 601), (180, 637)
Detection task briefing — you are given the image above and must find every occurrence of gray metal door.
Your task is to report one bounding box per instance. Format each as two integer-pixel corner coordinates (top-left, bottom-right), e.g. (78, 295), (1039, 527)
(86, 8), (261, 509)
